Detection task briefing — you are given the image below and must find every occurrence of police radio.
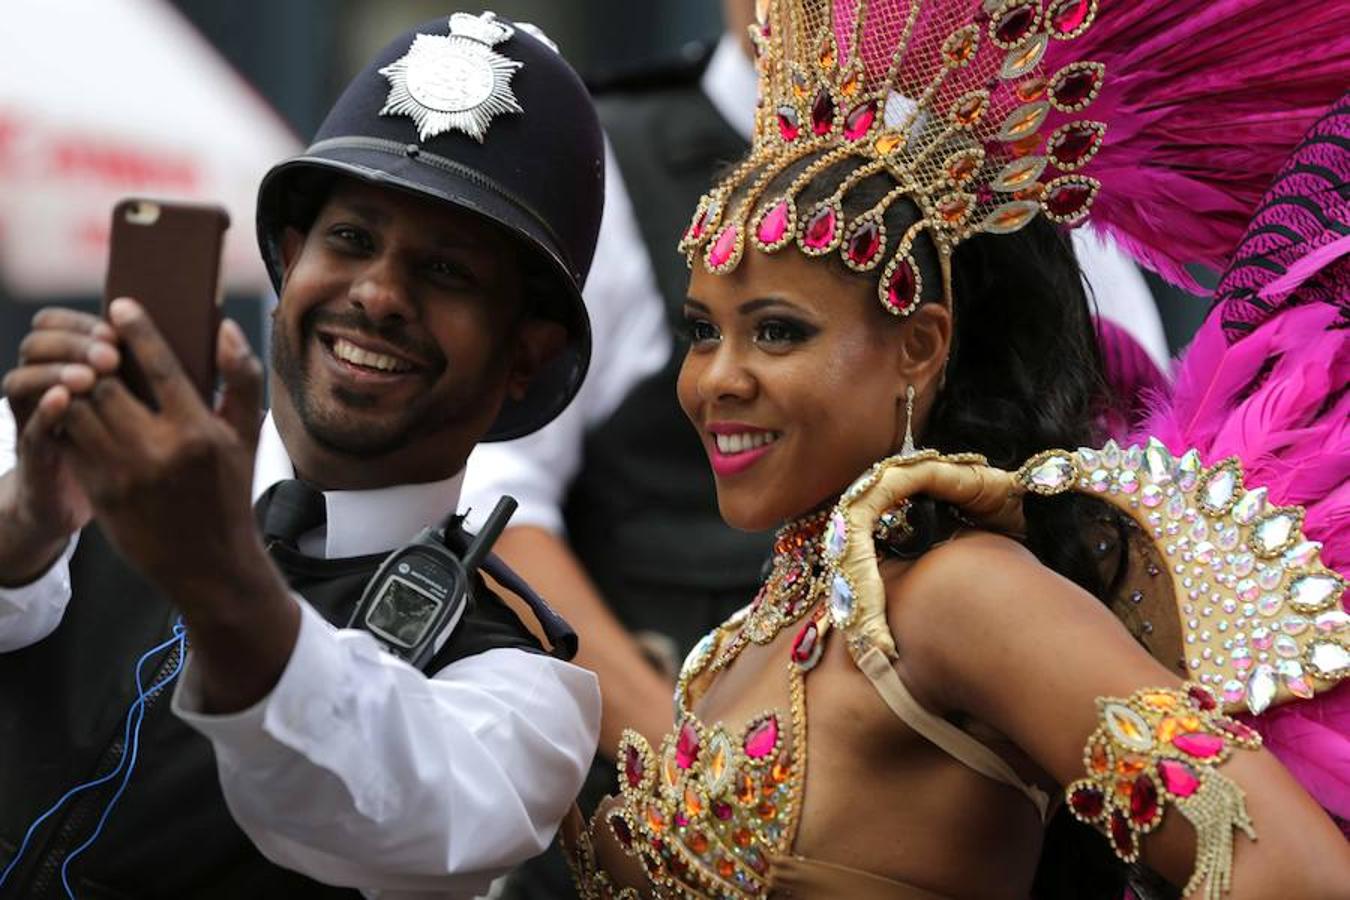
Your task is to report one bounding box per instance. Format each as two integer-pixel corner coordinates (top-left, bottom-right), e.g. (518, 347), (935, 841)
(349, 496), (517, 669)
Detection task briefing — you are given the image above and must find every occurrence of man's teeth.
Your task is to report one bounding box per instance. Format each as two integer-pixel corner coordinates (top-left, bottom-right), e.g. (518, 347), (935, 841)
(714, 431), (780, 455)
(332, 338), (412, 373)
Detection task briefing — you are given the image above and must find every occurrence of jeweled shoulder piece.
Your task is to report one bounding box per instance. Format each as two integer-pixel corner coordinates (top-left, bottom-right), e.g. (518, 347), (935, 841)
(1067, 685), (1259, 900)
(1016, 439), (1350, 716)
(379, 11), (524, 143)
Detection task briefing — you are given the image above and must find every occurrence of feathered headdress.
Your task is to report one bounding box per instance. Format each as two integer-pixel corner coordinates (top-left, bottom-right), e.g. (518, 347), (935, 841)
(681, 0), (1350, 299)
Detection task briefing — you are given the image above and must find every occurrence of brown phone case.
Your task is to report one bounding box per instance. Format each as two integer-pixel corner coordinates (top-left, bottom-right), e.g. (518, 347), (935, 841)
(104, 199), (230, 405)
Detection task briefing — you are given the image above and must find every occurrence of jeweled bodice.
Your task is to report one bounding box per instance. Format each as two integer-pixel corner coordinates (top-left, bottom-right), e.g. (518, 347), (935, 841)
(573, 516), (832, 899)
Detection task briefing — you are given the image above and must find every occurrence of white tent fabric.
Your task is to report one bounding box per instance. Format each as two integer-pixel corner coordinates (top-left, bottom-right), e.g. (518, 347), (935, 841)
(0, 0), (301, 296)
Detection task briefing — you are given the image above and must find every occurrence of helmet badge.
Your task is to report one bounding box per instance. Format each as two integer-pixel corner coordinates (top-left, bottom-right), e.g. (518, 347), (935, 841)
(378, 12), (523, 144)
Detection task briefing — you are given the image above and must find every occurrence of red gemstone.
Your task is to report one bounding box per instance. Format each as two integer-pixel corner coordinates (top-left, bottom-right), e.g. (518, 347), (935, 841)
(1109, 810), (1135, 856)
(843, 101), (877, 141)
(708, 226), (739, 267)
(1214, 718), (1257, 742)
(886, 259), (918, 312)
(803, 206), (837, 249)
(1053, 70), (1099, 108)
(687, 208), (709, 241)
(713, 800), (734, 820)
(1157, 759), (1200, 797)
(625, 745), (644, 788)
(994, 5), (1036, 44)
(791, 622), (819, 663)
(810, 89), (835, 136)
(610, 813), (633, 847)
(1045, 182), (1092, 218)
(757, 200), (791, 245)
(777, 105), (801, 141)
(1050, 125), (1100, 166)
(1172, 732), (1225, 758)
(1187, 685), (1218, 711)
(1069, 785), (1104, 819)
(744, 715), (779, 759)
(1129, 776), (1159, 825)
(1050, 0), (1091, 34)
(676, 721), (701, 769)
(846, 221), (882, 266)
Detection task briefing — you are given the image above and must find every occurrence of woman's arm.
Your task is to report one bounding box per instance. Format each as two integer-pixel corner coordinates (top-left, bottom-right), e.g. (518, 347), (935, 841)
(888, 532), (1350, 899)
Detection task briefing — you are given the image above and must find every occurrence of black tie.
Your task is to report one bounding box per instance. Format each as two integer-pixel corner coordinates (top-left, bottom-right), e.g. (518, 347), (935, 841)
(255, 479), (327, 549)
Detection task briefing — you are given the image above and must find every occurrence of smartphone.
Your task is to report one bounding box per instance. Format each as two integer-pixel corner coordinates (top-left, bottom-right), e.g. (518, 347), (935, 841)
(103, 199), (230, 406)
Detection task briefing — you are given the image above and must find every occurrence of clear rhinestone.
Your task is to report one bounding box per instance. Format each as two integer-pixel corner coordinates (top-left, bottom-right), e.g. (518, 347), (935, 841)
(1282, 540), (1322, 570)
(1027, 455), (1075, 491)
(1165, 494), (1186, 521)
(1288, 574), (1342, 613)
(828, 573), (855, 624)
(1193, 542), (1217, 565)
(1117, 470), (1139, 494)
(1252, 514), (1298, 556)
(1141, 485), (1164, 508)
(1236, 579), (1259, 603)
(1189, 519), (1209, 542)
(1089, 469), (1111, 493)
(1313, 610), (1350, 634)
(1273, 634), (1300, 658)
(1309, 642), (1350, 676)
(1231, 647), (1252, 671)
(1257, 565), (1283, 591)
(1232, 552), (1256, 577)
(1176, 449), (1202, 491)
(1199, 466), (1239, 514)
(1103, 702), (1154, 751)
(1257, 594), (1284, 617)
(1144, 438), (1173, 484)
(1245, 664), (1277, 715)
(1222, 679), (1244, 703)
(1215, 523), (1240, 550)
(824, 511), (848, 558)
(1278, 660), (1315, 699)
(1101, 439), (1122, 469)
(1123, 445), (1142, 470)
(1251, 626), (1273, 650)
(1077, 447), (1100, 469)
(1280, 615), (1309, 636)
(1231, 487), (1268, 525)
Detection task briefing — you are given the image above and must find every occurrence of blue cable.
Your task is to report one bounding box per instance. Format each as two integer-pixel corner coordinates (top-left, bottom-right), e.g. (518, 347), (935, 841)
(0, 619), (187, 899)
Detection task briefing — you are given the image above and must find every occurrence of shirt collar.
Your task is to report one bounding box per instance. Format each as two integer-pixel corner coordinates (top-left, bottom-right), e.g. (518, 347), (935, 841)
(700, 33), (757, 143)
(253, 413), (465, 559)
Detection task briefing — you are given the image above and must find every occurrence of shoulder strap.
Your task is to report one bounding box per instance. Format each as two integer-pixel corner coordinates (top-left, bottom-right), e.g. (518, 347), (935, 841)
(855, 646), (1051, 821)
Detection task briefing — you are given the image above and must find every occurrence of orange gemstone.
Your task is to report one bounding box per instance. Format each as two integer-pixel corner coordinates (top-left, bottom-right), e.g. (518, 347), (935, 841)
(1013, 183), (1046, 201)
(717, 857), (736, 878)
(646, 804), (667, 833)
(1089, 739), (1110, 774)
(709, 745), (728, 782)
(792, 71), (810, 99)
(1009, 134), (1042, 157)
(1003, 106), (1044, 140)
(684, 787), (704, 818)
(733, 827), (753, 847)
(947, 155), (979, 182)
(738, 773), (756, 805)
(988, 203), (1037, 230)
(770, 758), (792, 784)
(875, 131), (904, 155)
(818, 42), (836, 71)
(840, 69), (863, 96)
(688, 831), (710, 854)
(757, 800), (777, 820)
(943, 28), (977, 64)
(1115, 753), (1147, 777)
(953, 94), (987, 126)
(1157, 715), (1202, 744)
(1015, 77), (1048, 102)
(1114, 777), (1134, 800)
(938, 195), (970, 224)
(1141, 691), (1179, 711)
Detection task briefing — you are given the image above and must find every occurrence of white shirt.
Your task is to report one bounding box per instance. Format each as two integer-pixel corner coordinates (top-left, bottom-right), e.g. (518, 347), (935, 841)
(461, 35), (1170, 535)
(0, 401), (601, 899)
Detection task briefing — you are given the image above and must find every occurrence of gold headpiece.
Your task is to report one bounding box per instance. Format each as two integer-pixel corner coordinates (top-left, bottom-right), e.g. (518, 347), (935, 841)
(680, 0), (1106, 315)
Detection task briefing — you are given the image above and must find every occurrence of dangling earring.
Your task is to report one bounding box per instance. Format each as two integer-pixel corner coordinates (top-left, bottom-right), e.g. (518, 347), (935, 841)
(901, 383), (918, 457)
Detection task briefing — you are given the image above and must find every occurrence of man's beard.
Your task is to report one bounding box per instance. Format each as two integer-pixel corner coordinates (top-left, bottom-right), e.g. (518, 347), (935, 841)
(270, 310), (502, 460)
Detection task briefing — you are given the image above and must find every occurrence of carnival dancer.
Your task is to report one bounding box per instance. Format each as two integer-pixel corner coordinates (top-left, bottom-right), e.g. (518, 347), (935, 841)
(566, 0), (1350, 897)
(0, 12), (603, 899)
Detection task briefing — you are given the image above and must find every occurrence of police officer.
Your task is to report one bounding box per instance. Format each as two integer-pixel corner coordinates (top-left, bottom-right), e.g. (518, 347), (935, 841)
(0, 12), (602, 898)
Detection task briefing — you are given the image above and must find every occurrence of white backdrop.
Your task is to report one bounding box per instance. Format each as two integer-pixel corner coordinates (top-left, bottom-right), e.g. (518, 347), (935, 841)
(0, 0), (300, 297)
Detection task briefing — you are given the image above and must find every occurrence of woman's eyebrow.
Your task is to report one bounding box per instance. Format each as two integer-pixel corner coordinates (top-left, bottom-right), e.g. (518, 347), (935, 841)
(739, 296), (805, 315)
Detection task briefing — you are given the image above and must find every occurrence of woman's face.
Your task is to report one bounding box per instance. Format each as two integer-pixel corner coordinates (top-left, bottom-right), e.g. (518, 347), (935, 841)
(679, 246), (910, 531)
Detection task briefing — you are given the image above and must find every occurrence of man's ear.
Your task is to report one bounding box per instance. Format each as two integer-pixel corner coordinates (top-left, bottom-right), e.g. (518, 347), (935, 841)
(506, 319), (568, 401)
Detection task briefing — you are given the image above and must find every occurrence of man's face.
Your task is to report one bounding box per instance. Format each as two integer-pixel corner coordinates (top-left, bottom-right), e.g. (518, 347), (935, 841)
(271, 179), (531, 482)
